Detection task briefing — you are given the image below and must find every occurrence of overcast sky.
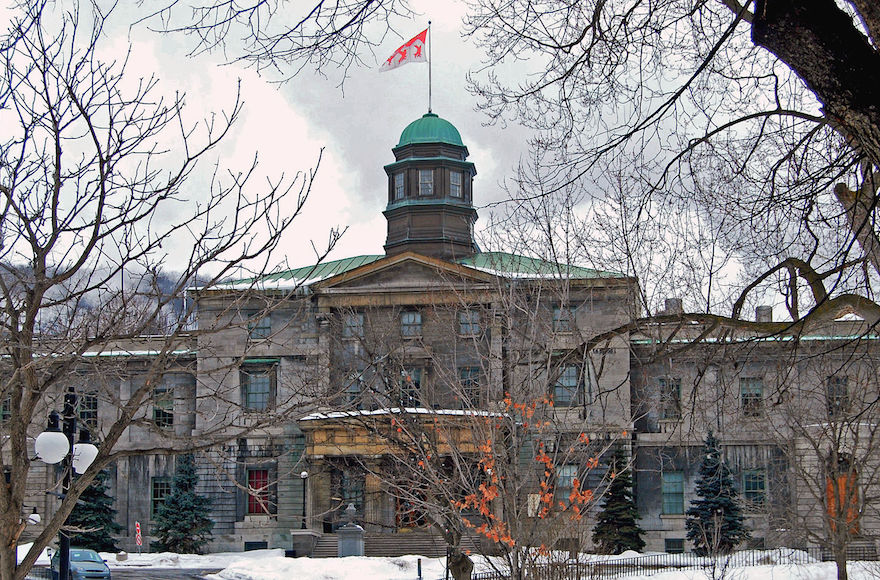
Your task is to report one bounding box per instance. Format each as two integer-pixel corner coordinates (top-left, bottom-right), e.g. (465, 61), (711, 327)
(90, 1), (535, 271)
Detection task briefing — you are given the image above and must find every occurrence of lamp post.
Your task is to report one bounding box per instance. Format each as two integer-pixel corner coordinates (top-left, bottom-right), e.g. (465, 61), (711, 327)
(34, 387), (98, 580)
(300, 471), (309, 529)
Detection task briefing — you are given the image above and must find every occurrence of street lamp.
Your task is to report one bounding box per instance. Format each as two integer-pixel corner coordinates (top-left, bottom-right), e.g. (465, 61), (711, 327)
(34, 388), (98, 580)
(300, 471), (309, 529)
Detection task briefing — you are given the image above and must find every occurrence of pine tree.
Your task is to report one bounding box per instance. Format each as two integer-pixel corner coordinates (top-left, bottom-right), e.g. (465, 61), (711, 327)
(151, 454), (214, 553)
(68, 469), (123, 552)
(685, 432), (749, 555)
(592, 448), (645, 554)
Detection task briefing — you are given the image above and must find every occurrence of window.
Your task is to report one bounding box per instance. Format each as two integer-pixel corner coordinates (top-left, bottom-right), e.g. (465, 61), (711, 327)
(247, 468), (273, 515)
(740, 377), (763, 417)
(659, 377), (682, 420)
(458, 366), (480, 406)
(244, 541), (268, 551)
(743, 469), (766, 506)
(345, 376), (362, 408)
(552, 305), (575, 332)
(338, 469), (365, 513)
(553, 364), (582, 406)
(394, 172), (405, 200)
(152, 385), (174, 429)
(419, 169), (433, 195)
(827, 376), (849, 418)
(400, 368), (422, 406)
(400, 311), (422, 337)
(0, 397), (10, 424)
(450, 171), (462, 197)
(151, 477), (172, 516)
(458, 310), (480, 335)
(665, 538), (685, 554)
(557, 464), (578, 498)
(77, 393), (98, 428)
(241, 364), (277, 411)
(342, 311), (364, 338)
(247, 311), (271, 340)
(662, 471), (685, 515)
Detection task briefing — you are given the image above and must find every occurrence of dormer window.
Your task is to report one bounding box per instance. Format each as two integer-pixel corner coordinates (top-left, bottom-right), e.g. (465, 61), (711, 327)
(394, 172), (405, 200)
(419, 170), (433, 196)
(450, 171), (462, 197)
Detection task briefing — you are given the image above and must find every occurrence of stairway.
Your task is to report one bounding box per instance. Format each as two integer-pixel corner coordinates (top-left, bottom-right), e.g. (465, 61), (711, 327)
(311, 534), (339, 558)
(310, 532), (483, 558)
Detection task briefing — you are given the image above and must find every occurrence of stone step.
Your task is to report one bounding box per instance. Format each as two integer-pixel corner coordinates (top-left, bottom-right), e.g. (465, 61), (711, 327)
(310, 532), (483, 558)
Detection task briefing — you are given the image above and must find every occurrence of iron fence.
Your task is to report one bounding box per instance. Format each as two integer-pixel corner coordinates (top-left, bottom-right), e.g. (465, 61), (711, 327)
(454, 545), (879, 580)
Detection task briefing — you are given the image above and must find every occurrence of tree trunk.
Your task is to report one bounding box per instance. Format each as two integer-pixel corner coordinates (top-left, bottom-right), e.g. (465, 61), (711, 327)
(449, 548), (474, 580)
(752, 0), (880, 169)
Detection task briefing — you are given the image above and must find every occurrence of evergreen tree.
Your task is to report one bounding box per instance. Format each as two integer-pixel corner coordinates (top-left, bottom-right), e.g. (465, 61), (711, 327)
(68, 469), (123, 552)
(592, 448), (645, 554)
(685, 432), (749, 555)
(151, 454), (213, 553)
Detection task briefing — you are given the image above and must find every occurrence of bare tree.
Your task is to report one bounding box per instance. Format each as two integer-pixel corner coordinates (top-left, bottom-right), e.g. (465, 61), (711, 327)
(0, 2), (336, 578)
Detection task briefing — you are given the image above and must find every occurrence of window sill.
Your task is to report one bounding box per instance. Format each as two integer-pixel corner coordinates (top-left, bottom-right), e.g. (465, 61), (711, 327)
(660, 513), (686, 519)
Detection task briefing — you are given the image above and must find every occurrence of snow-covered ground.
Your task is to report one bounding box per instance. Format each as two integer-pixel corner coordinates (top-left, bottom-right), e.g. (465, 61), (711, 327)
(16, 543), (880, 580)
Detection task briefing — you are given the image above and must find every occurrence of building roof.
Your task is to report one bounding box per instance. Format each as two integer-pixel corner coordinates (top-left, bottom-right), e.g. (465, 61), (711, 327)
(458, 252), (623, 279)
(396, 112), (464, 148)
(214, 251), (625, 292)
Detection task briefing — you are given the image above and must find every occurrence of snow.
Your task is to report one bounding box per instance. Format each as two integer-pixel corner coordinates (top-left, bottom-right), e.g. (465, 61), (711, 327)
(301, 407), (506, 421)
(16, 544), (880, 580)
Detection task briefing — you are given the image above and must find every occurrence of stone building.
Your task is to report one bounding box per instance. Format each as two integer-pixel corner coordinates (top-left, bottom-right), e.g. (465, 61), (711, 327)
(22, 111), (878, 558)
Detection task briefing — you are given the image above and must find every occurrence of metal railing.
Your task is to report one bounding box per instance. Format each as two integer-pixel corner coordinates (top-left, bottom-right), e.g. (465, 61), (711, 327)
(457, 545), (879, 580)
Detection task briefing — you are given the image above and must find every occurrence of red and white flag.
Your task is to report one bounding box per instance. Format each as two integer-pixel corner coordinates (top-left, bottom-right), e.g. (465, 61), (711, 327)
(380, 28), (428, 72)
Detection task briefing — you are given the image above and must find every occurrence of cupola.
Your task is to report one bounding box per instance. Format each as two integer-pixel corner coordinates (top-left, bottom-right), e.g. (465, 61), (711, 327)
(383, 113), (478, 260)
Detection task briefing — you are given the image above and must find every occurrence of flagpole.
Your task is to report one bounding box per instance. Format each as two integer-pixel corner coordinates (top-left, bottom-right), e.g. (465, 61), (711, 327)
(428, 20), (433, 113)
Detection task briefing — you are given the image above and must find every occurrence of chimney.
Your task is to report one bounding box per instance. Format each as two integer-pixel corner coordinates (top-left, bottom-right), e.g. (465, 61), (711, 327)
(665, 298), (683, 315)
(756, 305), (772, 323)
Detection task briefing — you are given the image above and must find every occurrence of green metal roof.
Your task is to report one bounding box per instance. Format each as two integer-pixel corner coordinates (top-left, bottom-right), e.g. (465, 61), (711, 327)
(456, 252), (624, 279)
(397, 113), (464, 148)
(226, 251), (623, 290)
(227, 255), (384, 288)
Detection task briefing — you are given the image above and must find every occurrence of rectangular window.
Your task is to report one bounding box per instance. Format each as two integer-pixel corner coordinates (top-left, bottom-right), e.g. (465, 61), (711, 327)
(827, 376), (849, 418)
(743, 469), (766, 506)
(458, 366), (480, 406)
(458, 310), (480, 335)
(244, 541), (268, 551)
(554, 364), (581, 406)
(552, 305), (575, 332)
(247, 468), (273, 515)
(78, 393), (98, 428)
(557, 464), (578, 493)
(400, 311), (422, 337)
(740, 377), (763, 417)
(0, 397), (11, 424)
(394, 172), (405, 200)
(400, 368), (422, 406)
(241, 364), (277, 411)
(450, 171), (462, 197)
(247, 311), (271, 340)
(152, 385), (174, 429)
(151, 477), (172, 516)
(341, 470), (365, 512)
(345, 375), (362, 408)
(662, 471), (685, 515)
(342, 311), (364, 338)
(659, 377), (682, 420)
(665, 538), (685, 554)
(419, 169), (433, 196)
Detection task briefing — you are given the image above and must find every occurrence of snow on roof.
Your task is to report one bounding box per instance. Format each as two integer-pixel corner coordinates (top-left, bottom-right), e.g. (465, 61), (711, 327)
(82, 349), (194, 358)
(300, 407), (506, 421)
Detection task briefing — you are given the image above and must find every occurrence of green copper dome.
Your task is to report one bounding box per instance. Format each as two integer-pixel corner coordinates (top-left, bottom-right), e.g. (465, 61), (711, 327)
(397, 112), (464, 147)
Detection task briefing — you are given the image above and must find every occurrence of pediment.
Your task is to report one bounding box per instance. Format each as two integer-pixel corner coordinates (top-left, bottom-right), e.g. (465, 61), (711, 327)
(312, 252), (496, 293)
